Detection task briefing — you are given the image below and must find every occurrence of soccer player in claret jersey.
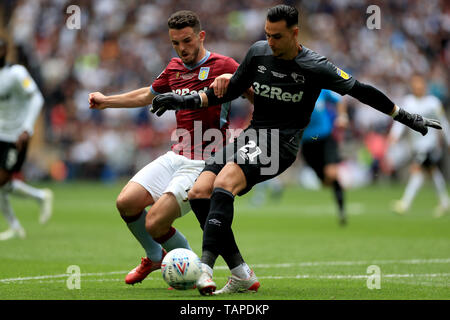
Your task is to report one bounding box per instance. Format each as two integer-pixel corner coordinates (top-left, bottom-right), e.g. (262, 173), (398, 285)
(89, 11), (257, 287)
(0, 36), (54, 241)
(150, 5), (442, 295)
(388, 74), (450, 217)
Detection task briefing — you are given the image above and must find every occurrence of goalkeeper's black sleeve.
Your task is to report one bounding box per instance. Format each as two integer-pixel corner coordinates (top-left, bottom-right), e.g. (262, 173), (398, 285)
(347, 80), (395, 115)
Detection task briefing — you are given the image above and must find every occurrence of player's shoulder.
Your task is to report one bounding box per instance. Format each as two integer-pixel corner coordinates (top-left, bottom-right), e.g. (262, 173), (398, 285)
(402, 94), (415, 102)
(207, 52), (238, 66)
(247, 40), (273, 57)
(166, 57), (183, 68)
(206, 52), (239, 73)
(8, 64), (29, 77)
(10, 63), (28, 72)
(401, 94), (416, 107)
(295, 46), (329, 69)
(424, 94), (442, 106)
(208, 52), (233, 61)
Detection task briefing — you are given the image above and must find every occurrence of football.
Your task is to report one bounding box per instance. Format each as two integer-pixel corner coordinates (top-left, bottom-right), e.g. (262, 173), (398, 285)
(161, 248), (202, 290)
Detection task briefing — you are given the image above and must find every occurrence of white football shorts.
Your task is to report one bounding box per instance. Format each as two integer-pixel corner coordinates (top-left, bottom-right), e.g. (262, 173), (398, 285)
(130, 151), (205, 216)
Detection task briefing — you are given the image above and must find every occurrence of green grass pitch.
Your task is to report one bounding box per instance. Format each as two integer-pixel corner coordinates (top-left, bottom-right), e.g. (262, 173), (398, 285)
(0, 181), (448, 300)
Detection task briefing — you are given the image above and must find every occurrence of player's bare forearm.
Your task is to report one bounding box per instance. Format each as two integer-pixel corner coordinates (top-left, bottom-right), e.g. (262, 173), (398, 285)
(106, 87), (154, 108)
(89, 87), (154, 109)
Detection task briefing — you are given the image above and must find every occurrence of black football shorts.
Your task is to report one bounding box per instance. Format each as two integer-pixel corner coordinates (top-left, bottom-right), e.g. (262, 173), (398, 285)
(203, 127), (299, 196)
(0, 141), (28, 173)
(300, 134), (340, 181)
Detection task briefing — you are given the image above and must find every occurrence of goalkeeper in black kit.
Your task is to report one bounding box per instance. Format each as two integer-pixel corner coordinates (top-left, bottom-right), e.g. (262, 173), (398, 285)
(150, 5), (442, 296)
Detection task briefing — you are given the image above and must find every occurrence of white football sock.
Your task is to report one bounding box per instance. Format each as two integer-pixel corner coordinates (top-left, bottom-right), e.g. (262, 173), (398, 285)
(231, 263), (252, 279)
(11, 179), (46, 201)
(401, 171), (424, 209)
(431, 169), (449, 207)
(0, 188), (22, 230)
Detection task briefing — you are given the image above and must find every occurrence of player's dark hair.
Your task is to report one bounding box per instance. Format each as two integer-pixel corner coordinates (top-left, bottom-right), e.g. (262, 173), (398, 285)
(267, 5), (298, 28)
(168, 10), (201, 33)
(0, 36), (8, 67)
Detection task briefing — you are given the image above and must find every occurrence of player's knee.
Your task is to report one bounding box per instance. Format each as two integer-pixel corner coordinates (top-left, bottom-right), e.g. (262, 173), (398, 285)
(213, 167), (245, 194)
(213, 177), (229, 191)
(324, 165), (338, 185)
(188, 185), (213, 200)
(116, 193), (141, 218)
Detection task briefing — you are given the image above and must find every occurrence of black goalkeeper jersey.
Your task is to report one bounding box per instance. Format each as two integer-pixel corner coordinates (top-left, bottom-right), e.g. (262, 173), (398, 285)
(229, 40), (355, 130)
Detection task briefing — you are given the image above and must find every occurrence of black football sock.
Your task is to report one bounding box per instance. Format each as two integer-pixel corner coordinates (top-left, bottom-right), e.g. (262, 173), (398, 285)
(201, 188), (243, 270)
(201, 250), (219, 271)
(332, 180), (346, 223)
(189, 198), (210, 230)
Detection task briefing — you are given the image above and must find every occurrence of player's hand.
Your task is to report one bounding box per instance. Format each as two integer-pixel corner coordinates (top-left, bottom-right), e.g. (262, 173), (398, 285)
(88, 92), (108, 110)
(394, 108), (442, 136)
(210, 73), (232, 98)
(150, 92), (202, 117)
(16, 131), (30, 152)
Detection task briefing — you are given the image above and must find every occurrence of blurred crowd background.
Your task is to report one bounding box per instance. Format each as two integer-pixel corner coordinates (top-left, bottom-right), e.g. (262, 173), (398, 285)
(0, 0), (449, 187)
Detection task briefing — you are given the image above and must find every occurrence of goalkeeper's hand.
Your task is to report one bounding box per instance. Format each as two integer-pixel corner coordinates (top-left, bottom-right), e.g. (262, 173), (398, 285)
(394, 108), (442, 136)
(150, 92), (202, 117)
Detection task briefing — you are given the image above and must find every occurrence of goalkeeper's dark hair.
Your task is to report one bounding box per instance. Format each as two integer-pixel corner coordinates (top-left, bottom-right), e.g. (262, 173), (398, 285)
(168, 10), (201, 33)
(267, 5), (298, 28)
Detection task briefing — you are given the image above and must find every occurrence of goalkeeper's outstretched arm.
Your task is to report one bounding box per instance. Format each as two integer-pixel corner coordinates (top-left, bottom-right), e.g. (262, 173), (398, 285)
(347, 80), (442, 136)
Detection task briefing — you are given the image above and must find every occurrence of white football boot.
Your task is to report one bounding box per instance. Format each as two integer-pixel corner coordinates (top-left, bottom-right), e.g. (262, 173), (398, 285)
(392, 200), (408, 215)
(39, 189), (53, 224)
(196, 264), (216, 296)
(214, 270), (260, 295)
(0, 226), (26, 240)
(433, 203), (449, 218)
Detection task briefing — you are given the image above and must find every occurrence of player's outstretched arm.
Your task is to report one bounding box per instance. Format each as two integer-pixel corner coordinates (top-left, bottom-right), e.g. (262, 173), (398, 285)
(89, 87), (154, 110)
(347, 80), (442, 136)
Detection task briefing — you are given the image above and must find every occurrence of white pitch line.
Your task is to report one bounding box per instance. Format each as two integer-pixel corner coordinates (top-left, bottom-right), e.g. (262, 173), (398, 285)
(0, 271), (128, 283)
(4, 273), (450, 285)
(214, 258), (450, 270)
(1, 258), (449, 283)
(259, 273), (450, 280)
